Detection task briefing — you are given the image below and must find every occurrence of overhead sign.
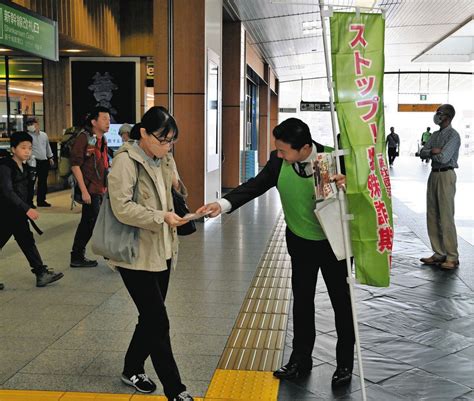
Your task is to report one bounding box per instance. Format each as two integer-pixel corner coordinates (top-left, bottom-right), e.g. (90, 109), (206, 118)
(398, 103), (440, 112)
(279, 107), (297, 113)
(300, 101), (333, 111)
(0, 1), (58, 61)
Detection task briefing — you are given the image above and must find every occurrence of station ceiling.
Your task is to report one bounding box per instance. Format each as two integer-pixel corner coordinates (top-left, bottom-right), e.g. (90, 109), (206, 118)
(224, 0), (474, 82)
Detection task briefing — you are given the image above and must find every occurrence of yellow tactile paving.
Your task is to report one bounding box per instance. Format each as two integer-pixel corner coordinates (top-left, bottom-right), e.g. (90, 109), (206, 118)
(205, 369), (278, 401)
(61, 392), (132, 400)
(0, 391), (205, 401)
(0, 390), (64, 401)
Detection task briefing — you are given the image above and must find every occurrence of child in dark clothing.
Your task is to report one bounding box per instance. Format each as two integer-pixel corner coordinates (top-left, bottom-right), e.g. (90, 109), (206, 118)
(0, 132), (64, 289)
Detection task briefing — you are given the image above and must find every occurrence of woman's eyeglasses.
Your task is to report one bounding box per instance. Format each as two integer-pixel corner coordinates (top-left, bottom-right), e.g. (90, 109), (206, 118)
(150, 132), (175, 145)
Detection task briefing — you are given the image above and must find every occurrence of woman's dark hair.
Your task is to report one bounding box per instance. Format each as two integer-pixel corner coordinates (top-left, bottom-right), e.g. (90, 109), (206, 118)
(273, 118), (312, 150)
(130, 106), (178, 141)
(10, 131), (33, 148)
(129, 123), (141, 140)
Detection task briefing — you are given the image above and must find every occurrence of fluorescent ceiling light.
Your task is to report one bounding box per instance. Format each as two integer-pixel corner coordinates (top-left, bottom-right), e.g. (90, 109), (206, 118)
(303, 27), (319, 35)
(302, 20), (318, 29)
(9, 87), (43, 95)
(355, 0), (376, 7)
(64, 49), (83, 53)
(0, 48), (11, 51)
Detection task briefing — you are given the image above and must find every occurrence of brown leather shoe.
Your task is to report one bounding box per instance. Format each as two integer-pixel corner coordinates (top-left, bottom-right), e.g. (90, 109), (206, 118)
(420, 255), (446, 265)
(440, 260), (459, 270)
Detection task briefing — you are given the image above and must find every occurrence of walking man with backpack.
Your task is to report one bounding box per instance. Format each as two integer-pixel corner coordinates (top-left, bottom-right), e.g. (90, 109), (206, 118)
(70, 107), (110, 268)
(0, 132), (64, 289)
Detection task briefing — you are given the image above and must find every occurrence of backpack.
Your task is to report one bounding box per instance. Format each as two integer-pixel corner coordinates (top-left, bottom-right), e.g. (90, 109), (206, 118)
(58, 126), (83, 178)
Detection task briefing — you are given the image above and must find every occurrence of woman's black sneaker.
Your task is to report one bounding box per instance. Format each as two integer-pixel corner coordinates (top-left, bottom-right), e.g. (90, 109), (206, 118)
(121, 373), (157, 393)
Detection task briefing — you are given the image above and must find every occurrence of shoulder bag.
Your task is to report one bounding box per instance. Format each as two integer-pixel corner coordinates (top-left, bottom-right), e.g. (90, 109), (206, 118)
(91, 160), (139, 264)
(172, 188), (196, 236)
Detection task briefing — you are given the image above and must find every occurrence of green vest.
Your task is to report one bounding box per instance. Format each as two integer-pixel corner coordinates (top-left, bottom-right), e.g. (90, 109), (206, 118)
(421, 131), (431, 143)
(277, 152), (332, 241)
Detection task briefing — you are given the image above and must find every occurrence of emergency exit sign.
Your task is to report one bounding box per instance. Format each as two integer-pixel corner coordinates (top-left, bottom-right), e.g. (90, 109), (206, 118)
(0, 1), (58, 61)
(420, 94), (427, 101)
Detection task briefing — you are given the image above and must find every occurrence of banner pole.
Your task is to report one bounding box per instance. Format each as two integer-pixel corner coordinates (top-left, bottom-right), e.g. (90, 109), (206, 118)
(318, 2), (367, 400)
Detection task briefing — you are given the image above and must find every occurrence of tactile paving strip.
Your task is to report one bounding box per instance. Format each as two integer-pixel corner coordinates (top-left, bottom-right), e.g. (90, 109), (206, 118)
(205, 369), (278, 401)
(216, 214), (291, 373)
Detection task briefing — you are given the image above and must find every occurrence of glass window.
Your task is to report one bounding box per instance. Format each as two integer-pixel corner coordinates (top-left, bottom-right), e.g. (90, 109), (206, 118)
(0, 57), (44, 137)
(0, 80), (7, 138)
(0, 57), (6, 79)
(8, 57), (42, 79)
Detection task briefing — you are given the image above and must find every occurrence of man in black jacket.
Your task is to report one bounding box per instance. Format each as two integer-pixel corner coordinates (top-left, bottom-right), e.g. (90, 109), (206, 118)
(197, 118), (355, 387)
(0, 132), (63, 289)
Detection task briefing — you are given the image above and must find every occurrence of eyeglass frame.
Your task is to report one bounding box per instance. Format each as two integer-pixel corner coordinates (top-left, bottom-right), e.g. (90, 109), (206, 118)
(150, 131), (176, 145)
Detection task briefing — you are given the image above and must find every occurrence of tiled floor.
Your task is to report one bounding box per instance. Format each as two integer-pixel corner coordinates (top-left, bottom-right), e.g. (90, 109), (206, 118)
(0, 156), (473, 400)
(277, 156), (474, 400)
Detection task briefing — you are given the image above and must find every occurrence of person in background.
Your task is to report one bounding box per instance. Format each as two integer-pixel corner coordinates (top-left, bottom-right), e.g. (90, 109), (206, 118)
(26, 117), (54, 208)
(69, 107), (110, 268)
(197, 118), (355, 388)
(420, 127), (431, 163)
(119, 123), (132, 143)
(419, 104), (461, 270)
(0, 132), (64, 289)
(107, 106), (193, 401)
(386, 126), (400, 167)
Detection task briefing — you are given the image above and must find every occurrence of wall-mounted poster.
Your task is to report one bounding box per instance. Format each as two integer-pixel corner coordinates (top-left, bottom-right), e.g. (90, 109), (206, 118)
(71, 60), (136, 125)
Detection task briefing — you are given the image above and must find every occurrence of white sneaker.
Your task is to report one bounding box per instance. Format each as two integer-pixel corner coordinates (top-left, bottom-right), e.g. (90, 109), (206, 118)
(121, 373), (156, 393)
(173, 390), (194, 401)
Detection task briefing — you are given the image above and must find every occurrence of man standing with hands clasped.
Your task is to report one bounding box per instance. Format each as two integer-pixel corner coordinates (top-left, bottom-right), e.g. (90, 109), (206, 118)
(419, 104), (461, 270)
(197, 118), (355, 388)
(26, 117), (55, 208)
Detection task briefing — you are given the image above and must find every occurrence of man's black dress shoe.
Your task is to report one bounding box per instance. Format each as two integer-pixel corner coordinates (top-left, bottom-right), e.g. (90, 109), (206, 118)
(273, 362), (311, 380)
(331, 367), (352, 387)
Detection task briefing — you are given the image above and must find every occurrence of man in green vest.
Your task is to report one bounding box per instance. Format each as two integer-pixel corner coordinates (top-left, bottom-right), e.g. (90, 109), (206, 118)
(197, 118), (355, 388)
(420, 127), (431, 163)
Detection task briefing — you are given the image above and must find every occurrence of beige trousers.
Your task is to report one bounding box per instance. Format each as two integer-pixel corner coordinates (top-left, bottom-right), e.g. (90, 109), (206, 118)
(426, 169), (458, 261)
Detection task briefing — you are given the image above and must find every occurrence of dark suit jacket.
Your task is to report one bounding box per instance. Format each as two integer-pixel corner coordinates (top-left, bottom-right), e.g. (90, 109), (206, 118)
(224, 140), (326, 212)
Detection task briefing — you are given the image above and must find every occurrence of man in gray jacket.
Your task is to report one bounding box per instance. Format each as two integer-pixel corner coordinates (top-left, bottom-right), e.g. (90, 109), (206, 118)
(419, 104), (461, 270)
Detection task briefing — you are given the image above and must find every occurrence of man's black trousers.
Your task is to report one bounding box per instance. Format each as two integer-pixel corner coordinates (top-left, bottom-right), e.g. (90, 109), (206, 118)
(27, 159), (50, 205)
(71, 193), (102, 256)
(286, 228), (355, 371)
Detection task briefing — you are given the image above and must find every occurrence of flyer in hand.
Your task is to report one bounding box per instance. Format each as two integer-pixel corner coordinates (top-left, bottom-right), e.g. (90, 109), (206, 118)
(314, 152), (337, 200)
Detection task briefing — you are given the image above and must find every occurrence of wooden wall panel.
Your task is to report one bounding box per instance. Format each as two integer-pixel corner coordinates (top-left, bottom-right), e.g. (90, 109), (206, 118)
(223, 22), (242, 107)
(222, 21), (244, 188)
(154, 0), (168, 96)
(121, 0), (153, 56)
(173, 0), (205, 94)
(246, 38), (264, 79)
(270, 68), (277, 93)
(12, 0), (121, 56)
(43, 57), (70, 139)
(173, 95), (205, 212)
(270, 92), (279, 151)
(222, 107), (241, 188)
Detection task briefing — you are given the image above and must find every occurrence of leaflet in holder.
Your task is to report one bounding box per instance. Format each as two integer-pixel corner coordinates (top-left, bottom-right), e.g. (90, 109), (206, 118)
(182, 211), (212, 221)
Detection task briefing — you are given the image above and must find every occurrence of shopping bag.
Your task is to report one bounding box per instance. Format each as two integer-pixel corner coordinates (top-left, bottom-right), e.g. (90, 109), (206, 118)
(315, 197), (352, 261)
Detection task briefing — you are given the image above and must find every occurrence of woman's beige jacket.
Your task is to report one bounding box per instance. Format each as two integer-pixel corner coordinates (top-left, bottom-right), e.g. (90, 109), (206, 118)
(107, 142), (186, 272)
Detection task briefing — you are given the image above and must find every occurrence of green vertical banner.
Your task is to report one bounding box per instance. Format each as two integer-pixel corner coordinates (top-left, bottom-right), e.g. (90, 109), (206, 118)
(330, 12), (392, 287)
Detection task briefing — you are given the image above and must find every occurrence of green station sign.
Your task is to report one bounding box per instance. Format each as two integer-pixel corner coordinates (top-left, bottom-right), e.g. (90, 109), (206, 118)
(0, 1), (58, 61)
